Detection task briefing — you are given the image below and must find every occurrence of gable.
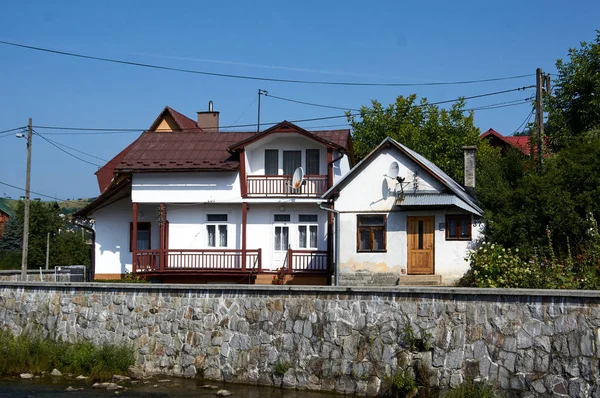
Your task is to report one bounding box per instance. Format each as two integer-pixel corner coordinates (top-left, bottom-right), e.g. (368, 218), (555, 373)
(333, 146), (445, 212)
(154, 114), (179, 132)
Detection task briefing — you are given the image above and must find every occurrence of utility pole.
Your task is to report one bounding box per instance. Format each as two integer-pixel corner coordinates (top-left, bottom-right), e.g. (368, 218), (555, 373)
(257, 89), (267, 132)
(45, 232), (50, 270)
(535, 68), (544, 167)
(21, 118), (32, 280)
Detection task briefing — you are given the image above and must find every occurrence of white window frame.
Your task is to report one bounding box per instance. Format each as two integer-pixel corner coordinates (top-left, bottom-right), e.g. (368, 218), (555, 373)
(273, 214), (291, 251)
(206, 214), (228, 248)
(297, 214), (318, 249)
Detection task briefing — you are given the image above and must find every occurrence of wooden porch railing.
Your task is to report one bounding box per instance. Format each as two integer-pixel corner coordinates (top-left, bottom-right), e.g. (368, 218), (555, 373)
(246, 175), (328, 197)
(286, 249), (328, 272)
(133, 249), (262, 273)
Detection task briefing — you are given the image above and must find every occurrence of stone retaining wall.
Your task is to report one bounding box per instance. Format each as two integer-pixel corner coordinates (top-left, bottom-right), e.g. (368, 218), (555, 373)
(1, 282), (599, 397)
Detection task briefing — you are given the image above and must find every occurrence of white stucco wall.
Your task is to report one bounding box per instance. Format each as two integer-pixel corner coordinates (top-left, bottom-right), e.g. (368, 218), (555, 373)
(132, 172), (241, 203)
(92, 198), (159, 276)
(334, 146), (483, 284)
(93, 199), (329, 275)
(245, 133), (350, 182)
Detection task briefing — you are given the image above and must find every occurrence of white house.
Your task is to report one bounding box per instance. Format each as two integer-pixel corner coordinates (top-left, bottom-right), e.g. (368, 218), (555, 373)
(76, 105), (353, 285)
(322, 137), (483, 286)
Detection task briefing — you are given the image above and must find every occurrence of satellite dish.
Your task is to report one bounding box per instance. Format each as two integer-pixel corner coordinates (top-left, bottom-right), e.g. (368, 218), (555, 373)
(291, 167), (305, 189)
(382, 179), (389, 200)
(386, 162), (399, 179)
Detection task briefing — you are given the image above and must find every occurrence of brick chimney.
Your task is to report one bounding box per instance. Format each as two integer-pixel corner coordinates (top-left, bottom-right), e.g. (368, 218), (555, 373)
(197, 101), (219, 132)
(463, 146), (477, 194)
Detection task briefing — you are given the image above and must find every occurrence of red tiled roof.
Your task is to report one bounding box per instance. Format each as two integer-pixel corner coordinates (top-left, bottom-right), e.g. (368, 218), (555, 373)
(166, 106), (202, 131)
(480, 128), (530, 155)
(115, 131), (255, 172)
(95, 139), (139, 193)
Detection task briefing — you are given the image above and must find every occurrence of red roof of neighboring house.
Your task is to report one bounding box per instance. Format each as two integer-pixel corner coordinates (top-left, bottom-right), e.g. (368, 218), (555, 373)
(148, 106), (203, 132)
(480, 128), (530, 155)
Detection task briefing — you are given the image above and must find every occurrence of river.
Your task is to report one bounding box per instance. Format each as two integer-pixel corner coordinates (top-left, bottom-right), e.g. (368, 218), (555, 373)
(0, 377), (341, 397)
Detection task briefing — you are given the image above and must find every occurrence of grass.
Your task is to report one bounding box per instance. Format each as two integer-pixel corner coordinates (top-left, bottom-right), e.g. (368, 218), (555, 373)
(274, 360), (290, 376)
(0, 329), (135, 381)
(442, 379), (498, 398)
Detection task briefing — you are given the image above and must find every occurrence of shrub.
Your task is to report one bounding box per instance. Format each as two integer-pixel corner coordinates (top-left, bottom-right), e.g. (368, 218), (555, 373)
(274, 360), (289, 376)
(0, 330), (134, 380)
(387, 367), (418, 397)
(443, 378), (498, 398)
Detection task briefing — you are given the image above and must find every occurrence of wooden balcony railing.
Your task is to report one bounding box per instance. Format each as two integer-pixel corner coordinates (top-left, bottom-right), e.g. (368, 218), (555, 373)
(286, 249), (328, 272)
(133, 249), (262, 274)
(246, 175), (328, 197)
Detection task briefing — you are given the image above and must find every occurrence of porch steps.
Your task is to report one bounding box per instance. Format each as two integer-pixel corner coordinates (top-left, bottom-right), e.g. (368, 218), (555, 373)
(398, 275), (442, 286)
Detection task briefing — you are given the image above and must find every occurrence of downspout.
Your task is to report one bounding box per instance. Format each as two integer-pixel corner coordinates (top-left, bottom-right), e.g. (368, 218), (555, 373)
(319, 202), (340, 286)
(71, 218), (95, 282)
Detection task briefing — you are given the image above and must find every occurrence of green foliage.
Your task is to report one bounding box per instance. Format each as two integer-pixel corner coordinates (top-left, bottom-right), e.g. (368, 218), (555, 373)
(0, 249), (20, 270)
(274, 360), (289, 376)
(547, 31), (600, 149)
(0, 200), (91, 268)
(443, 379), (498, 398)
(0, 330), (134, 380)
(400, 323), (431, 352)
(387, 368), (418, 398)
(347, 95), (480, 182)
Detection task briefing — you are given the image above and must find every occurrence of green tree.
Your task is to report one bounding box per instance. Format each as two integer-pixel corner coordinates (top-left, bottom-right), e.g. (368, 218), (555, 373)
(547, 31), (600, 149)
(0, 200), (91, 269)
(347, 95), (480, 182)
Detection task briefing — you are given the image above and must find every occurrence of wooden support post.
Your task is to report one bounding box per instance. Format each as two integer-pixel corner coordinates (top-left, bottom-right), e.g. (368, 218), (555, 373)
(240, 150), (247, 197)
(159, 203), (166, 271)
(132, 202), (138, 273)
(241, 202), (248, 271)
(327, 149), (333, 188)
(287, 248), (293, 273)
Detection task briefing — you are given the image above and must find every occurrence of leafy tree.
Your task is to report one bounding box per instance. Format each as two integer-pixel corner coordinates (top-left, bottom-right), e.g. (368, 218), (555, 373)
(547, 31), (600, 149)
(0, 200), (91, 269)
(347, 95), (480, 182)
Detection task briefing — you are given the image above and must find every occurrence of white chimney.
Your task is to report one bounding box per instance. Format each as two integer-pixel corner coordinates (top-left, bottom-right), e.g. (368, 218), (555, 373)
(463, 146), (477, 192)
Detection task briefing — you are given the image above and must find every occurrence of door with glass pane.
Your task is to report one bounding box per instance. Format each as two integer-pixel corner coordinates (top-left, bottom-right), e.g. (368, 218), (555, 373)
(272, 214), (290, 270)
(407, 216), (434, 274)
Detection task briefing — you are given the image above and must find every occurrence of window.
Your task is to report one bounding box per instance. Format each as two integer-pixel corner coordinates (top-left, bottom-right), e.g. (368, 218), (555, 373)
(305, 149), (320, 175)
(298, 214), (318, 249)
(264, 150), (278, 175)
(207, 214), (228, 247)
(274, 214), (290, 222)
(274, 226), (289, 251)
(129, 222), (151, 252)
(357, 215), (386, 252)
(283, 150), (301, 175)
(446, 214), (471, 240)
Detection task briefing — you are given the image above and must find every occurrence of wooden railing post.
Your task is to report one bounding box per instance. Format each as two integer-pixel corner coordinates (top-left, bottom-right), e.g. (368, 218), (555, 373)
(287, 247), (293, 273)
(241, 202), (247, 271)
(258, 248), (262, 272)
(132, 202), (138, 274)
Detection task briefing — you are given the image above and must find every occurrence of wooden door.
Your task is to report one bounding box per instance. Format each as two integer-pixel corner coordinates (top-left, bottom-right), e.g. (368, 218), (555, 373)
(407, 216), (434, 274)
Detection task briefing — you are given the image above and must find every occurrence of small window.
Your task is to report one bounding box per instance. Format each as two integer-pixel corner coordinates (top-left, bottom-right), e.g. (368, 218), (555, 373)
(207, 214), (228, 247)
(298, 214), (318, 249)
(274, 214), (291, 222)
(357, 215), (386, 252)
(265, 149), (278, 175)
(130, 222), (151, 252)
(306, 149), (320, 175)
(446, 214), (472, 240)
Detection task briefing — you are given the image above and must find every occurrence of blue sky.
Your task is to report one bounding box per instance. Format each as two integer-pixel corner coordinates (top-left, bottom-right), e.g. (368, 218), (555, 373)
(0, 1), (598, 200)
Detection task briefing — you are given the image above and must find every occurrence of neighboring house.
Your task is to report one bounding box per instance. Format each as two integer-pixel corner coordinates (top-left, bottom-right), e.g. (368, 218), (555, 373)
(0, 198), (14, 238)
(322, 137), (483, 286)
(480, 128), (530, 155)
(76, 104), (353, 284)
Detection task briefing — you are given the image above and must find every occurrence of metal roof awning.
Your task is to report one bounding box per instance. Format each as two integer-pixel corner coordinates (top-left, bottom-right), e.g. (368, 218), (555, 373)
(396, 193), (482, 215)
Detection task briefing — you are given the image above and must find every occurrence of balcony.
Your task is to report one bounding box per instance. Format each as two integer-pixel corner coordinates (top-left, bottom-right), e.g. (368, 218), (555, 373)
(133, 249), (262, 275)
(245, 175), (328, 198)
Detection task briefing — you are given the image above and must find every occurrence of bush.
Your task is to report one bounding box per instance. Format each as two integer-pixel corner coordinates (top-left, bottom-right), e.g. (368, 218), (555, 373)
(387, 368), (418, 397)
(443, 379), (498, 398)
(0, 329), (135, 380)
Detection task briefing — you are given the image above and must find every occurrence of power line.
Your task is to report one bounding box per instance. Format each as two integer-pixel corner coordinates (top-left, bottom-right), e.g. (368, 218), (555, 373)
(34, 131), (102, 167)
(0, 39), (535, 87)
(0, 126), (26, 138)
(28, 86), (534, 136)
(265, 93), (360, 112)
(513, 109), (535, 135)
(0, 181), (65, 201)
(34, 132), (108, 162)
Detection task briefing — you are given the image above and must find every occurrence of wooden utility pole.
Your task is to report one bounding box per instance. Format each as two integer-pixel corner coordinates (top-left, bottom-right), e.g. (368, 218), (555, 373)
(45, 232), (50, 270)
(21, 118), (32, 280)
(535, 68), (544, 167)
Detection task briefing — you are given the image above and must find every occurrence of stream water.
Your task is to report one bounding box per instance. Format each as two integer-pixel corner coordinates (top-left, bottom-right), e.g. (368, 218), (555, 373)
(0, 376), (340, 398)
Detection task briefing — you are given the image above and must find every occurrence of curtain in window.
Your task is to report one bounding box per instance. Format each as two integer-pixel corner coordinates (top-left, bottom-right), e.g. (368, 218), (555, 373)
(306, 149), (320, 175)
(283, 151), (301, 175)
(219, 225), (227, 247)
(309, 225), (318, 248)
(137, 230), (150, 250)
(275, 226), (289, 250)
(265, 150), (278, 175)
(207, 225), (216, 247)
(298, 226), (307, 248)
